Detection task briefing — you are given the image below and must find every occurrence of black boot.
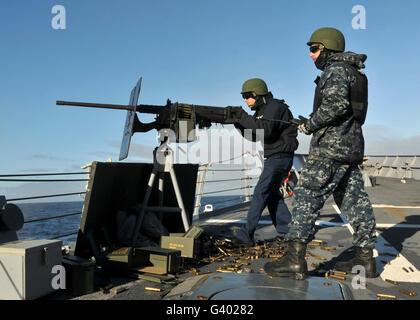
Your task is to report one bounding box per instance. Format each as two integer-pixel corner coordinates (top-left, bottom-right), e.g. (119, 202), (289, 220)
(263, 241), (308, 280)
(230, 226), (254, 247)
(334, 247), (378, 278)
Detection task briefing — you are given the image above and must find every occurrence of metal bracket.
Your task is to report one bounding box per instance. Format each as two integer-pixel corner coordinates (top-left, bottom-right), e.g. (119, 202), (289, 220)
(130, 144), (191, 247)
(0, 196), (6, 210)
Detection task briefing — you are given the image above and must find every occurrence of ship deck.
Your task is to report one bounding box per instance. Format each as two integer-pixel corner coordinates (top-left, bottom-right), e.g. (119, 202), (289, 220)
(47, 177), (420, 301)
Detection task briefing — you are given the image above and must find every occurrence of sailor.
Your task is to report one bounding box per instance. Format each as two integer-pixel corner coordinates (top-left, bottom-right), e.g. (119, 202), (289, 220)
(264, 28), (377, 279)
(225, 78), (299, 246)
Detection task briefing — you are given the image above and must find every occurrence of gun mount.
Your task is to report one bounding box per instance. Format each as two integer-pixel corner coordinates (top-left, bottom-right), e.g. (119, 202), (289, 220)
(57, 77), (241, 160)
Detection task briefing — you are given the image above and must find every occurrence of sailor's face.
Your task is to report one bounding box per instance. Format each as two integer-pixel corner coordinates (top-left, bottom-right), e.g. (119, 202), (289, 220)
(244, 97), (256, 108)
(310, 43), (322, 62)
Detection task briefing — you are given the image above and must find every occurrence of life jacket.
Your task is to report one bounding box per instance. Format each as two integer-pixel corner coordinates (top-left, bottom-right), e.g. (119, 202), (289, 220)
(312, 65), (368, 125)
(349, 66), (368, 125)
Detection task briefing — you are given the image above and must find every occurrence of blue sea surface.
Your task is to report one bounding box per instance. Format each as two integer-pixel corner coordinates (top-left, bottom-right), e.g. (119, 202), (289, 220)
(15, 196), (243, 245)
(17, 201), (84, 245)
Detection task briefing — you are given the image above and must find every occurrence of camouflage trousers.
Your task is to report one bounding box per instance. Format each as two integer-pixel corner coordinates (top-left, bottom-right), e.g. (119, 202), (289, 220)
(287, 156), (377, 249)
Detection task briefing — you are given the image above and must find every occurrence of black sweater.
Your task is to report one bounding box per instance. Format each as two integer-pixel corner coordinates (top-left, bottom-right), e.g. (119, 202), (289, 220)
(235, 93), (298, 158)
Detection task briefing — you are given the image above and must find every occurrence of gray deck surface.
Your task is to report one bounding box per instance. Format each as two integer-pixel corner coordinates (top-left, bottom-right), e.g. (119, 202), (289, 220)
(47, 177), (420, 300)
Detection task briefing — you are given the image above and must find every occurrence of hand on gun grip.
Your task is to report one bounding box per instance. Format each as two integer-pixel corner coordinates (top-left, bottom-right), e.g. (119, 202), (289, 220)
(298, 123), (310, 135)
(224, 106), (245, 124)
(290, 115), (310, 135)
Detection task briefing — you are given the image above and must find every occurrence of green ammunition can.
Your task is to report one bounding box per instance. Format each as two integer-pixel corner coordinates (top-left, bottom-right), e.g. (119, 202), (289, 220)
(161, 226), (203, 258)
(105, 247), (136, 275)
(134, 247), (181, 274)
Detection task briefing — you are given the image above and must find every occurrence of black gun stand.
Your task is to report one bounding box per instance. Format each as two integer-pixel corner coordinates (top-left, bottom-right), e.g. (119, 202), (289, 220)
(131, 142), (190, 247)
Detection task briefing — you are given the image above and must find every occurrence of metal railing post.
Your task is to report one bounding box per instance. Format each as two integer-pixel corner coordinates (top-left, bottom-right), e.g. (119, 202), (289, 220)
(193, 163), (211, 221)
(243, 154), (251, 202)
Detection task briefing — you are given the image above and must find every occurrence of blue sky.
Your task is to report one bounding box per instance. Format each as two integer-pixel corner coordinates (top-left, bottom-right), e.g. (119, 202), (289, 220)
(1, 0), (420, 199)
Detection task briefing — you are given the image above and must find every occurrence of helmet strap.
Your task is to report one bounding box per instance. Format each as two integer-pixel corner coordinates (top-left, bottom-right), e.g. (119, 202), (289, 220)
(253, 95), (266, 108)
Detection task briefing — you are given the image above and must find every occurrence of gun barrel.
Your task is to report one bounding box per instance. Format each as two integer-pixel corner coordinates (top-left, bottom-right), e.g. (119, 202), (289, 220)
(56, 100), (134, 111)
(56, 100), (165, 114)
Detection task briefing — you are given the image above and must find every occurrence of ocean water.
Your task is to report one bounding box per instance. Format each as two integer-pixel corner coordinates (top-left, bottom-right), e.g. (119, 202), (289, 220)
(17, 201), (84, 245)
(15, 196), (244, 245)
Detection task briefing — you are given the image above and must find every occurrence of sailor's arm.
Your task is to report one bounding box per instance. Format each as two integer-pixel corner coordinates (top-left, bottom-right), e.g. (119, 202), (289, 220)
(306, 66), (351, 133)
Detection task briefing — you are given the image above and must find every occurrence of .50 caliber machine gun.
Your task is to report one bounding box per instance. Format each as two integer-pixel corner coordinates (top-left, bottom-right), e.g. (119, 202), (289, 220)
(57, 77), (242, 161)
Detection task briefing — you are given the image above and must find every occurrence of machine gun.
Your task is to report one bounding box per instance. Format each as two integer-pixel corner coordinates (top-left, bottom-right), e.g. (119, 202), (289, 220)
(57, 77), (242, 160)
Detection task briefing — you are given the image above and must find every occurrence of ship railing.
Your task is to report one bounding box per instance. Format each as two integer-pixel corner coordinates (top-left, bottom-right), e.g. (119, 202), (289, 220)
(192, 153), (308, 221)
(4, 154), (418, 238)
(1, 152), (309, 241)
(362, 155), (420, 181)
(193, 153), (420, 222)
(0, 171), (90, 240)
(192, 151), (262, 220)
(1, 154), (303, 240)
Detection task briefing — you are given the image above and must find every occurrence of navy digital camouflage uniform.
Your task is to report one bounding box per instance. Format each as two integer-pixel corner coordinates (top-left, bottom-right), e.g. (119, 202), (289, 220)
(287, 52), (377, 249)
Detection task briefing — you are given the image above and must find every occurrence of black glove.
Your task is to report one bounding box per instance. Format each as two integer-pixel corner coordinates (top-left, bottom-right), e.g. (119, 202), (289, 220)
(223, 106), (245, 124)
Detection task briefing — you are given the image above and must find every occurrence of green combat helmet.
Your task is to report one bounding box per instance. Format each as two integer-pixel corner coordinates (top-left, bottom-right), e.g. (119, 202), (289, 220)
(307, 27), (345, 52)
(241, 78), (268, 96)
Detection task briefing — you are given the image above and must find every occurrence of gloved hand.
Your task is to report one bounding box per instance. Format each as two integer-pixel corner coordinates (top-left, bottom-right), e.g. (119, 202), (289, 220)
(298, 123), (310, 135)
(291, 115), (310, 135)
(290, 115), (309, 127)
(224, 106), (245, 124)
